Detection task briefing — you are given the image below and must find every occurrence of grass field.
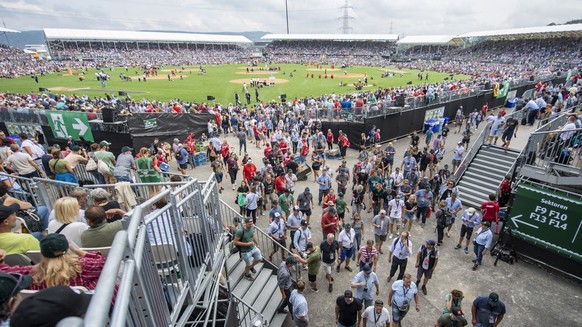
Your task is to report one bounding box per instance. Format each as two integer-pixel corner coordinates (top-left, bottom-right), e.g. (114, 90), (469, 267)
(0, 64), (469, 104)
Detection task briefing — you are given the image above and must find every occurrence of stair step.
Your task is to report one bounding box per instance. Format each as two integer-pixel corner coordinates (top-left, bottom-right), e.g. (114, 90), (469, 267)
(270, 312), (289, 327)
(462, 172), (503, 183)
(470, 162), (508, 175)
(241, 269), (272, 306)
(480, 146), (520, 156)
(260, 282), (283, 326)
(232, 263), (265, 298)
(457, 181), (497, 195)
(473, 158), (513, 170)
(229, 260), (247, 286)
(252, 275), (279, 313)
(459, 175), (500, 190)
(226, 253), (242, 274)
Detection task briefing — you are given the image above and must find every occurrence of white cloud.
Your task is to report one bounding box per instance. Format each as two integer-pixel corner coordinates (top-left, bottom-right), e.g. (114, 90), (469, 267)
(0, 0), (579, 36)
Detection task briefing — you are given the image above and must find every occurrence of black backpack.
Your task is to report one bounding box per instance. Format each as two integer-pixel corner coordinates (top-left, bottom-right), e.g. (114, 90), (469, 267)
(175, 150), (184, 161)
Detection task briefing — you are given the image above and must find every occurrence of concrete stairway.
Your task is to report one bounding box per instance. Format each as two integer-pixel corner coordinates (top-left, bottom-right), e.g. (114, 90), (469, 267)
(226, 253), (288, 327)
(457, 145), (520, 208)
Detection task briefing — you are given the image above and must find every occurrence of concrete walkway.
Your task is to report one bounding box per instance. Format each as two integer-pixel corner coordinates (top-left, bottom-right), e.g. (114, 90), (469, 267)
(177, 108), (581, 326)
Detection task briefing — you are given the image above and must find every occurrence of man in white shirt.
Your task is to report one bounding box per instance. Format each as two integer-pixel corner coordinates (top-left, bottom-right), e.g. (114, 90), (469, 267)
(293, 220), (311, 255)
(337, 223), (356, 272)
(5, 144), (45, 179)
(267, 212), (286, 262)
(289, 281), (309, 326)
(387, 232), (413, 282)
(387, 195), (405, 239)
(390, 168), (404, 192)
(451, 142), (464, 173)
(362, 299), (390, 327)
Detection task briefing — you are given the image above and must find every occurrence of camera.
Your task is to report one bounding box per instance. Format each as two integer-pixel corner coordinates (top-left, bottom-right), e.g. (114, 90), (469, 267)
(363, 288), (368, 292)
(300, 252), (307, 259)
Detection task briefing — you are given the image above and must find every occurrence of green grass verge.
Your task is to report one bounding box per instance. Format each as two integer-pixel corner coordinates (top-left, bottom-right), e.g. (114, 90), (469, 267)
(0, 64), (469, 104)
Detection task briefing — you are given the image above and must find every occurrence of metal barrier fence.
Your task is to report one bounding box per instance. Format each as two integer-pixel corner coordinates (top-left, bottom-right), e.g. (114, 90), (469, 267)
(231, 293), (265, 327)
(452, 121), (492, 183)
(0, 173), (41, 208)
(65, 176), (231, 326)
(520, 126), (582, 173)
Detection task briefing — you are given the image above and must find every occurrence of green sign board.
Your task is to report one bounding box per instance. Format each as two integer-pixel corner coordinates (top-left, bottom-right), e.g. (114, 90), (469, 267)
(508, 182), (582, 262)
(45, 110), (94, 142)
(144, 118), (158, 129)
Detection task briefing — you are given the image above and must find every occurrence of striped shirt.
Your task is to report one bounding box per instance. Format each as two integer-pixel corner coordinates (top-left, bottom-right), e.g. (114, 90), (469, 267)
(358, 246), (378, 265)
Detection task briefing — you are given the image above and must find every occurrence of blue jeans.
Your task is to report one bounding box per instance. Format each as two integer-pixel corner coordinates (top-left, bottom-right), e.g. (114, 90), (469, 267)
(473, 241), (486, 264)
(416, 206), (429, 224)
(114, 175), (132, 183)
(91, 172), (106, 184)
(392, 303), (409, 323)
(37, 206), (49, 230)
(352, 233), (362, 260)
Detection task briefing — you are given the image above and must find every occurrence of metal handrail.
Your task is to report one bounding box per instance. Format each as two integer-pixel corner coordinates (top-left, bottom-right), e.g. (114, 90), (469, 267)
(452, 121), (492, 183)
(219, 198), (302, 281)
(231, 293), (265, 327)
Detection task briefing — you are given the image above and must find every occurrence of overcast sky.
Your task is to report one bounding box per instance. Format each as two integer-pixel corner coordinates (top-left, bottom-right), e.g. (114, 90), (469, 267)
(0, 0), (579, 36)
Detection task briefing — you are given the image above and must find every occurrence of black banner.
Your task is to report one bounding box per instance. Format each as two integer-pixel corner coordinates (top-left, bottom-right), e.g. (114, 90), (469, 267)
(127, 112), (214, 150)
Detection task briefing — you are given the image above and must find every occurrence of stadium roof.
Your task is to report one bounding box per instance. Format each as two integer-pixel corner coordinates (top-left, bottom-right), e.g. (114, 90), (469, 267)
(43, 28), (253, 45)
(458, 24), (582, 39)
(0, 27), (20, 33)
(261, 34), (399, 42)
(397, 35), (463, 46)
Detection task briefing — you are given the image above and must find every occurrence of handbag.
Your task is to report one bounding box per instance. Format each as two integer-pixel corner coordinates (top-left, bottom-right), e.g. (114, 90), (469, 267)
(86, 157), (98, 172)
(18, 209), (43, 233)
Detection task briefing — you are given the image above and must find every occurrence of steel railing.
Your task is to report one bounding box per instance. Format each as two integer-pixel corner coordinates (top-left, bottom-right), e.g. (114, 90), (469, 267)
(231, 293), (266, 327)
(0, 173), (42, 209)
(452, 121), (492, 183)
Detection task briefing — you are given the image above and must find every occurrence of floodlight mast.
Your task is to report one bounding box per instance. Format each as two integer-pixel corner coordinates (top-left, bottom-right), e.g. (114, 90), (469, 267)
(285, 0), (290, 34)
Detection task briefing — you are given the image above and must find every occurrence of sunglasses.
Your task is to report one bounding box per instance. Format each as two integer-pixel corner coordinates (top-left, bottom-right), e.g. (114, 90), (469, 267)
(8, 274), (24, 299)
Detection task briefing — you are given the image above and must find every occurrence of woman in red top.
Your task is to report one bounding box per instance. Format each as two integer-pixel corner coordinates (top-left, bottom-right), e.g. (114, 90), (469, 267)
(0, 234), (106, 291)
(220, 140), (231, 165)
(326, 129), (334, 151)
(322, 188), (336, 209)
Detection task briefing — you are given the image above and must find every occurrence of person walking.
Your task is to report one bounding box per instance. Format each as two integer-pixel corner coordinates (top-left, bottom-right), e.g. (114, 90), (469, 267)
(357, 239), (379, 272)
(454, 208), (481, 254)
(289, 280), (309, 326)
(388, 273), (420, 327)
(233, 218), (262, 281)
(337, 223), (355, 273)
(361, 299), (390, 327)
(371, 210), (389, 254)
(471, 293), (506, 327)
(293, 242), (321, 293)
(414, 239), (439, 295)
(320, 233), (340, 293)
(335, 290), (363, 327)
(387, 232), (413, 282)
(472, 221), (493, 271)
(277, 256), (298, 314)
(351, 264), (379, 309)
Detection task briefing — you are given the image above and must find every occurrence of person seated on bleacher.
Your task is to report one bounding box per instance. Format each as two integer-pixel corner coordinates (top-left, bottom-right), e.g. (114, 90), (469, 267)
(0, 204), (40, 255)
(0, 271), (33, 326)
(90, 188), (122, 223)
(0, 233), (105, 291)
(81, 205), (126, 248)
(49, 188), (88, 224)
(0, 184), (49, 237)
(47, 197), (89, 246)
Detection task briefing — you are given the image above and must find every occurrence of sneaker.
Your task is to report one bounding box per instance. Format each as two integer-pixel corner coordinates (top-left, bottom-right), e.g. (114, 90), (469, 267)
(389, 233), (394, 239)
(244, 274), (255, 281)
(328, 284), (333, 293)
(472, 264), (478, 271)
(345, 266), (353, 272)
(421, 285), (427, 295)
(232, 185), (236, 190)
(454, 244), (462, 250)
(219, 189), (222, 194)
(311, 288), (319, 293)
(464, 247), (469, 254)
(250, 268), (257, 274)
(421, 223), (425, 228)
(277, 308), (288, 314)
(387, 276), (392, 283)
(331, 277), (334, 282)
(336, 265), (340, 273)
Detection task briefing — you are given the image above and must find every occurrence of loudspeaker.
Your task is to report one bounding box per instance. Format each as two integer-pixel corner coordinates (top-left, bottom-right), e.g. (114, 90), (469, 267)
(39, 87), (48, 92)
(102, 107), (114, 123)
(118, 91), (127, 96)
(207, 95), (215, 101)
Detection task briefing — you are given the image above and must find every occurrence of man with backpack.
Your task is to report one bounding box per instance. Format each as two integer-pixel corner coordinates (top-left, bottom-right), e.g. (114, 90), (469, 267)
(415, 239), (439, 295)
(175, 144), (189, 175)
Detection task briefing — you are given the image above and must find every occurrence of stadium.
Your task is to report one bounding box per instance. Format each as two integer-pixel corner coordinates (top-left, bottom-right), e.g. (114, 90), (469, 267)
(0, 3), (581, 326)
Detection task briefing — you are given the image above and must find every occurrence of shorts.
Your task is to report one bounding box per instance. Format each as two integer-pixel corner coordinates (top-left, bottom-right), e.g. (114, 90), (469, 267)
(267, 193), (278, 204)
(300, 209), (312, 217)
(241, 247), (262, 266)
(338, 211), (345, 220)
(416, 266), (434, 280)
(392, 303), (409, 323)
(322, 262), (333, 275)
(460, 224), (474, 239)
(272, 238), (286, 250)
(452, 159), (461, 167)
(340, 247), (354, 261)
(404, 212), (415, 221)
(308, 274), (317, 282)
(502, 130), (514, 141)
(215, 172), (223, 183)
(389, 216), (402, 224)
(490, 128), (501, 137)
(179, 163), (188, 170)
(375, 234), (387, 243)
(387, 158), (394, 166)
(255, 135), (260, 141)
